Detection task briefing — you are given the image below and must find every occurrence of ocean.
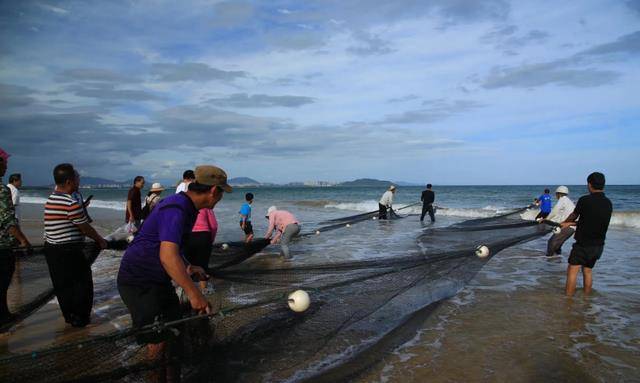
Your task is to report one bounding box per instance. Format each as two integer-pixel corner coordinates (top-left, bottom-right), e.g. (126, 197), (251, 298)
(13, 184), (640, 381)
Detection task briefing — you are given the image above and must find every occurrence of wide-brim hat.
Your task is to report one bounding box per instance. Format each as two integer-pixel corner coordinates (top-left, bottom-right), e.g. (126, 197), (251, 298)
(150, 183), (165, 192)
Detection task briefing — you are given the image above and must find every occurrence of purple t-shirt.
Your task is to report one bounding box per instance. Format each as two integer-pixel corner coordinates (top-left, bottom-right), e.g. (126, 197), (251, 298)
(118, 192), (197, 286)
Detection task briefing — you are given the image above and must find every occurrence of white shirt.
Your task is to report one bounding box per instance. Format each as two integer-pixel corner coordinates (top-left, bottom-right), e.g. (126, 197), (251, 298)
(175, 181), (189, 194)
(7, 183), (20, 221)
(546, 195), (575, 223)
(379, 190), (394, 207)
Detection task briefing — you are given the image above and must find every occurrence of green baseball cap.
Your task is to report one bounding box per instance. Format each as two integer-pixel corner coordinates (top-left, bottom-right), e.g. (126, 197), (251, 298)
(194, 165), (233, 193)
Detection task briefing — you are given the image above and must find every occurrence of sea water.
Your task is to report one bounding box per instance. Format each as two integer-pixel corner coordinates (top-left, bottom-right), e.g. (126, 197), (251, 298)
(16, 185), (640, 381)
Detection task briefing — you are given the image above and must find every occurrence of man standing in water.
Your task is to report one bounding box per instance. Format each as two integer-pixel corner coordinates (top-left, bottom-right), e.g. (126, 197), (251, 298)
(545, 186), (575, 256)
(535, 188), (553, 219)
(378, 185), (396, 220)
(420, 184), (436, 223)
(561, 172), (612, 296)
(118, 165), (232, 382)
(126, 176), (145, 230)
(0, 149), (31, 322)
(44, 163), (107, 327)
(239, 192), (254, 242)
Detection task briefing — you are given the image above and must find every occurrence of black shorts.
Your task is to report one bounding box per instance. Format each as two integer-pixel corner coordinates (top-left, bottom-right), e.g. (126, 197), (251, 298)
(185, 231), (213, 269)
(568, 243), (604, 269)
(241, 221), (253, 235)
(118, 283), (182, 344)
(535, 211), (550, 219)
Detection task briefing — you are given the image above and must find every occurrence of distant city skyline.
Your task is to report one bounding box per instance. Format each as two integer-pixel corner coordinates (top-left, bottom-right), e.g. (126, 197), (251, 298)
(1, 1), (639, 185)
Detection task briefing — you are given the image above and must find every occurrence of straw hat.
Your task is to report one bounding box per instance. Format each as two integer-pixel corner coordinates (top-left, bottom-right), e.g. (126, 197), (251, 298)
(150, 182), (165, 192)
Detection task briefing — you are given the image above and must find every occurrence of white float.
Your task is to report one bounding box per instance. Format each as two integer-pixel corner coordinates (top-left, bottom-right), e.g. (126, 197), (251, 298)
(553, 226), (562, 234)
(288, 290), (310, 313)
(346, 224), (351, 228)
(221, 243), (229, 250)
(475, 245), (490, 258)
(315, 230), (320, 235)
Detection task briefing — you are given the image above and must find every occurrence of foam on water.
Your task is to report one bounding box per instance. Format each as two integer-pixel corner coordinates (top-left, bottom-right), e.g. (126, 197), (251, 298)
(22, 196), (126, 211)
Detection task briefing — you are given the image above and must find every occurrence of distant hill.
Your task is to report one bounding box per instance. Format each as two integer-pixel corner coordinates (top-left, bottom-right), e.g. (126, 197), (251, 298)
(338, 178), (420, 187)
(79, 177), (128, 188)
(229, 177), (261, 186)
(338, 178), (394, 187)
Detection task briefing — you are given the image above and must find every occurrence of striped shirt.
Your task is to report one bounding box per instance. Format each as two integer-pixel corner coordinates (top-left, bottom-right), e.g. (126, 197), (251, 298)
(44, 191), (88, 244)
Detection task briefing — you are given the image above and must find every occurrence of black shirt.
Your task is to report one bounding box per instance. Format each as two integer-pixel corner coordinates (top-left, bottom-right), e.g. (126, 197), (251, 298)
(421, 190), (435, 205)
(574, 192), (612, 246)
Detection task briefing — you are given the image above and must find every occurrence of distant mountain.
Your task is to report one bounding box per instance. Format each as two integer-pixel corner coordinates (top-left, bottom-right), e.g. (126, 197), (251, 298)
(228, 177), (262, 186)
(338, 178), (394, 187)
(338, 178), (420, 187)
(79, 177), (128, 188)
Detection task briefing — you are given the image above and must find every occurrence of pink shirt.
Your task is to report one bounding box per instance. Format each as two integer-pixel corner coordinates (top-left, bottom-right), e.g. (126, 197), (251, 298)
(192, 208), (218, 239)
(265, 210), (299, 241)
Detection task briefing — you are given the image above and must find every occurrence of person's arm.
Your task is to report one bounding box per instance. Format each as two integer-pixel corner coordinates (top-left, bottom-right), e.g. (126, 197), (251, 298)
(159, 241), (210, 314)
(77, 222), (107, 248)
(126, 199), (135, 223)
(421, 192), (424, 202)
(8, 225), (30, 247)
(206, 209), (217, 235)
(560, 199), (581, 229)
(264, 214), (275, 239)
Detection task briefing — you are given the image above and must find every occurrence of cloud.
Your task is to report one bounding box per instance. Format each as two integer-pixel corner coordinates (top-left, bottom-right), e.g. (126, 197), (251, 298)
(65, 83), (162, 101)
(481, 25), (549, 53)
(481, 32), (639, 89)
(376, 99), (483, 124)
(483, 63), (619, 89)
(151, 63), (247, 82)
(209, 2), (254, 29)
(0, 83), (36, 108)
(206, 93), (315, 108)
(577, 30), (640, 58)
(55, 68), (139, 83)
(347, 30), (395, 56)
(387, 94), (420, 103)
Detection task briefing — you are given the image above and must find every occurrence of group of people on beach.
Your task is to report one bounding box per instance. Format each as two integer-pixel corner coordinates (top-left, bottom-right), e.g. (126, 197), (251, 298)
(532, 176), (613, 296)
(0, 144), (614, 381)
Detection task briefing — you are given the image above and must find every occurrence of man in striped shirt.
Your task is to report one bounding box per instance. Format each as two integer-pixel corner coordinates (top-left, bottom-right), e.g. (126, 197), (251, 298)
(44, 163), (107, 328)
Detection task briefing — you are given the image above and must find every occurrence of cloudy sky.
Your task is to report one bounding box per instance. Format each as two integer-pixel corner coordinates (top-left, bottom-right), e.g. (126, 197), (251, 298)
(1, 0), (639, 185)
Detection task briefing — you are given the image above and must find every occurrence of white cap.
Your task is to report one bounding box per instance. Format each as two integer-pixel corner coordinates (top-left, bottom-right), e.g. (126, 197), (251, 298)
(266, 206), (277, 216)
(555, 185), (569, 195)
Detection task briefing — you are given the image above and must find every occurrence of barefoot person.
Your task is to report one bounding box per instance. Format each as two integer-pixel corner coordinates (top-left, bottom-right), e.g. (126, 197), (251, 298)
(0, 149), (31, 322)
(534, 188), (553, 220)
(420, 183), (435, 223)
(264, 206), (300, 259)
(117, 165), (231, 382)
(126, 176), (145, 229)
(378, 185), (396, 220)
(239, 193), (254, 242)
(44, 163), (107, 327)
(545, 186), (575, 256)
(560, 172), (612, 296)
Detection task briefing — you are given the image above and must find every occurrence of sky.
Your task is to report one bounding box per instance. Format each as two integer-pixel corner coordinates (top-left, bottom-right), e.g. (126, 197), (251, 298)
(1, 0), (639, 186)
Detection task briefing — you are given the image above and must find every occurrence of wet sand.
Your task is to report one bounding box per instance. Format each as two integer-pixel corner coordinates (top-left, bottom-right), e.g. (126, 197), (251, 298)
(1, 203), (128, 354)
(356, 231), (640, 382)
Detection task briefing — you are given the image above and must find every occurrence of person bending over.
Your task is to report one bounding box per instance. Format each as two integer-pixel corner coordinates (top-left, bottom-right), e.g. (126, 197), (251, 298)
(118, 165), (231, 382)
(264, 206), (300, 260)
(544, 185), (575, 256)
(378, 185), (396, 220)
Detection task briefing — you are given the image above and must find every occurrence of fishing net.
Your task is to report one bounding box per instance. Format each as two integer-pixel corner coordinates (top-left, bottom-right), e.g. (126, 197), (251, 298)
(0, 206), (553, 382)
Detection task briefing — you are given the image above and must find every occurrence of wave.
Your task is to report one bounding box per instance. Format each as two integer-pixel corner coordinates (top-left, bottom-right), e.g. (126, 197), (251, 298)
(325, 200), (640, 228)
(22, 196), (126, 211)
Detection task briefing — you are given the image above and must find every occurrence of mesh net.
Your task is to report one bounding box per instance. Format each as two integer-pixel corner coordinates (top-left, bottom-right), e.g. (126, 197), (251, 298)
(0, 206), (552, 382)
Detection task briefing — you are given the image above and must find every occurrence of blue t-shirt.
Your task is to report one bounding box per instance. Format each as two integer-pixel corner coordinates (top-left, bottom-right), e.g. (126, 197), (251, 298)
(118, 192), (197, 286)
(239, 202), (252, 223)
(538, 193), (552, 213)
